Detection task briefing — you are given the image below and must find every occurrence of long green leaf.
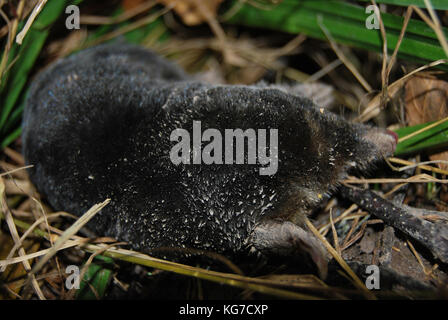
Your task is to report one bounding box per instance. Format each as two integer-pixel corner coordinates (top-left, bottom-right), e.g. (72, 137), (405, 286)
(227, 0), (448, 67)
(356, 0), (448, 10)
(0, 30), (47, 131)
(76, 256), (114, 300)
(394, 120), (448, 156)
(0, 0), (83, 148)
(1, 127), (22, 149)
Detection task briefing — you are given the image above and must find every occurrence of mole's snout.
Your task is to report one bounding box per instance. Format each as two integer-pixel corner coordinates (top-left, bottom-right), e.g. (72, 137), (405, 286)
(364, 127), (397, 157)
(386, 129), (399, 145)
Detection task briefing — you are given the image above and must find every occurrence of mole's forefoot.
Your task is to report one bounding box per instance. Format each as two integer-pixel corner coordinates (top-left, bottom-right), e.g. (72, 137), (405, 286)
(247, 220), (328, 279)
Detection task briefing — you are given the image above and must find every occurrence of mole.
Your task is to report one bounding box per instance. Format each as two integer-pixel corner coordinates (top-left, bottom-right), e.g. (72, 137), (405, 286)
(22, 43), (398, 278)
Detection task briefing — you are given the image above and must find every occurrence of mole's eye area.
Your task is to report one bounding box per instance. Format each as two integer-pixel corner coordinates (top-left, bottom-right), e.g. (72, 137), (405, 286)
(363, 127), (397, 157)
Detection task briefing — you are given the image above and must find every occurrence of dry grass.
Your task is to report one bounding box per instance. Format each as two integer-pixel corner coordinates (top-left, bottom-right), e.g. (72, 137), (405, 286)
(1, 0), (448, 300)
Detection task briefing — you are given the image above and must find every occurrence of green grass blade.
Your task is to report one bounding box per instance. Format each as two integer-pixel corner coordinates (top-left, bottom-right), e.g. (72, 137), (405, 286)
(356, 0), (448, 10)
(0, 0), (83, 148)
(0, 0), (167, 149)
(2, 96), (25, 135)
(394, 120), (448, 156)
(1, 126), (22, 149)
(0, 30), (47, 131)
(85, 5), (170, 46)
(226, 0), (448, 68)
(33, 0), (83, 29)
(76, 256), (114, 300)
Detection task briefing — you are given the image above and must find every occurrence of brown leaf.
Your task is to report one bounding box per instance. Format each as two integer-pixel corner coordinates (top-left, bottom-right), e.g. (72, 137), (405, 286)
(405, 73), (448, 170)
(122, 0), (146, 11)
(157, 0), (223, 26)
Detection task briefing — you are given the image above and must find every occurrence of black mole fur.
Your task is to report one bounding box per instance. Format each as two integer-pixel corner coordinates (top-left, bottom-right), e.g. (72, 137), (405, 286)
(22, 43), (396, 270)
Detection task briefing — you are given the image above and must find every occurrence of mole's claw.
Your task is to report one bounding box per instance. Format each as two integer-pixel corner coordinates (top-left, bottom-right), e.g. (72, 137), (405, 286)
(248, 220), (328, 279)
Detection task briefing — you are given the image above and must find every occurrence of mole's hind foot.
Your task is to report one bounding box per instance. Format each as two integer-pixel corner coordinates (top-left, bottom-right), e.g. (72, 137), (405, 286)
(247, 220), (328, 279)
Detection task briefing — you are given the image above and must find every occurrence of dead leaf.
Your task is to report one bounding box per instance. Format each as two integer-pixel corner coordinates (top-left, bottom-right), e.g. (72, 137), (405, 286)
(157, 0), (223, 26)
(405, 73), (448, 170)
(122, 0), (147, 11)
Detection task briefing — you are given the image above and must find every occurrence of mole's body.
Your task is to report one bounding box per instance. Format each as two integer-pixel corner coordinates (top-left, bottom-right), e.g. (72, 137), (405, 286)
(23, 43), (397, 277)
